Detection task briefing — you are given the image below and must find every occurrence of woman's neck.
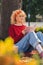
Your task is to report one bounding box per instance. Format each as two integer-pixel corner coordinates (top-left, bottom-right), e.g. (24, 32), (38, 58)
(15, 22), (23, 26)
(15, 23), (23, 26)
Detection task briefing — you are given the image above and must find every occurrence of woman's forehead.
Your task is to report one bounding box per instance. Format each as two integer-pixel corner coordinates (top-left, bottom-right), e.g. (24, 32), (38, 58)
(18, 13), (25, 15)
(18, 12), (26, 17)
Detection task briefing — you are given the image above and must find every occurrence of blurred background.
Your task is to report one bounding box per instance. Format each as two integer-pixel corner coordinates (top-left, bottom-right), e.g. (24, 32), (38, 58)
(0, 0), (43, 39)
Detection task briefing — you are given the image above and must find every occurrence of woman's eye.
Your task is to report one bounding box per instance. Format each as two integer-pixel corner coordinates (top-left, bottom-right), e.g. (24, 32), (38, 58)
(19, 15), (24, 17)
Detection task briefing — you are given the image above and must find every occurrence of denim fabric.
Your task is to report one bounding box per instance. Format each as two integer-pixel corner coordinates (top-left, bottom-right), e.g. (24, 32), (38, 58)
(15, 31), (43, 53)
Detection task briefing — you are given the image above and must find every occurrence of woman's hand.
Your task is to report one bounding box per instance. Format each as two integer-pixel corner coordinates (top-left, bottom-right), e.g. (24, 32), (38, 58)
(22, 25), (37, 34)
(29, 24), (37, 32)
(22, 27), (30, 35)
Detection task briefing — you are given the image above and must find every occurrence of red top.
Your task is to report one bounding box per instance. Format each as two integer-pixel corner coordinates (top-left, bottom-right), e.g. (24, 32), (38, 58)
(8, 24), (26, 43)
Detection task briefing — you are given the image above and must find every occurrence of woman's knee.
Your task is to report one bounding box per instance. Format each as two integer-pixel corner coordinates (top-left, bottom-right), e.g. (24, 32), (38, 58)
(36, 31), (42, 35)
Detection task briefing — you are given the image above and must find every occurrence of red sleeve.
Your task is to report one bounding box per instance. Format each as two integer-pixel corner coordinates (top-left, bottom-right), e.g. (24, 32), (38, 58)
(8, 26), (23, 43)
(8, 26), (15, 43)
(8, 25), (26, 43)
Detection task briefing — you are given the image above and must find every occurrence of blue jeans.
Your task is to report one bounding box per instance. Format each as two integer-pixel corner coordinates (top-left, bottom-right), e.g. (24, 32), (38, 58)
(15, 31), (43, 53)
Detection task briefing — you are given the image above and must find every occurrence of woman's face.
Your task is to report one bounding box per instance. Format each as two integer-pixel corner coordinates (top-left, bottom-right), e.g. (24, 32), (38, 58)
(16, 13), (26, 24)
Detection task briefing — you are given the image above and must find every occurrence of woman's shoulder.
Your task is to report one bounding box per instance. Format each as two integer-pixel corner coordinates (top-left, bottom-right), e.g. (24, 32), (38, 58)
(8, 24), (15, 30)
(9, 24), (15, 27)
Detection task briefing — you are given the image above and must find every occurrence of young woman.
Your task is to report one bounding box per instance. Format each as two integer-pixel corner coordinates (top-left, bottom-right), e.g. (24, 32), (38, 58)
(8, 9), (43, 58)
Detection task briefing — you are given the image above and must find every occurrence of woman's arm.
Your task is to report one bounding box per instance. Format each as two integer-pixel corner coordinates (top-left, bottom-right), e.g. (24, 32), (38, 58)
(8, 26), (16, 42)
(22, 25), (36, 34)
(8, 26), (24, 43)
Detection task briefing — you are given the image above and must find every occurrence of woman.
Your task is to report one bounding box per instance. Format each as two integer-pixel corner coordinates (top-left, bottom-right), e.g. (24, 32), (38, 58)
(8, 9), (43, 58)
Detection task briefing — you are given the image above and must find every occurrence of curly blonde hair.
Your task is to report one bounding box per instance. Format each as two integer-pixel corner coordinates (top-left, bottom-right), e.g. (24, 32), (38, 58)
(10, 9), (27, 24)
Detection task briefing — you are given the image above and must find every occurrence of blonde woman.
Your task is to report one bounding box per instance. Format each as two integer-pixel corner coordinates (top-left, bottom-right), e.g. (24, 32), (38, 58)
(8, 9), (43, 58)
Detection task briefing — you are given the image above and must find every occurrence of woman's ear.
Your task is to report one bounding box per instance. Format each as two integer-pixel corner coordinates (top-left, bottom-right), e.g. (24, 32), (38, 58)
(15, 15), (19, 22)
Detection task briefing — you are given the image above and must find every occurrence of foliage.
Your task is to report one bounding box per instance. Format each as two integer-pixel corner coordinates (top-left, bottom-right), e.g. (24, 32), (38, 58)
(0, 37), (15, 55)
(0, 36), (43, 65)
(22, 0), (43, 22)
(32, 54), (41, 65)
(35, 26), (43, 33)
(0, 0), (1, 3)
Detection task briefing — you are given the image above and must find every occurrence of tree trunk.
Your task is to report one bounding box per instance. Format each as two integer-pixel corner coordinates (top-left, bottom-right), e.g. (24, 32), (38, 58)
(1, 0), (22, 39)
(0, 3), (2, 39)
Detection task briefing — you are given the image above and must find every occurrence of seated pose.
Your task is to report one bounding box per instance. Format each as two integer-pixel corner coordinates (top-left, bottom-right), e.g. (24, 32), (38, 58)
(8, 9), (43, 58)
